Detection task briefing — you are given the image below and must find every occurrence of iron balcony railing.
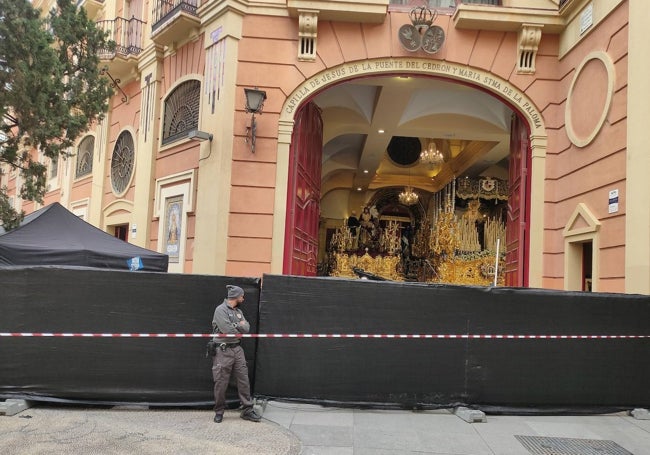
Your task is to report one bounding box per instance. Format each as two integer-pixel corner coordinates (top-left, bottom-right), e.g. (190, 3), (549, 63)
(152, 0), (201, 33)
(458, 0), (501, 4)
(96, 16), (145, 58)
(389, 0), (501, 7)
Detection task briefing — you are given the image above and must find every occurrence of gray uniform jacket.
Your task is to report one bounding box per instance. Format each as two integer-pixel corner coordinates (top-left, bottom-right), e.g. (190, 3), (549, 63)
(212, 299), (250, 344)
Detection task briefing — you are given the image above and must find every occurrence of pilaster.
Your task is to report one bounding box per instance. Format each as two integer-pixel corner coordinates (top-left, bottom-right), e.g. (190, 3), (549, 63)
(625, 0), (650, 294)
(131, 45), (164, 248)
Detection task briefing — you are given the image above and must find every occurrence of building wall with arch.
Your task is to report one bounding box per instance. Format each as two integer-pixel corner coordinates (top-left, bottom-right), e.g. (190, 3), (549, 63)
(17, 0), (649, 293)
(234, 11), (556, 286)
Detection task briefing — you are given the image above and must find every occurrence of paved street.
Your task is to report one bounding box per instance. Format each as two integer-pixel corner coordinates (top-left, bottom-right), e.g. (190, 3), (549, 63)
(2, 401), (650, 455)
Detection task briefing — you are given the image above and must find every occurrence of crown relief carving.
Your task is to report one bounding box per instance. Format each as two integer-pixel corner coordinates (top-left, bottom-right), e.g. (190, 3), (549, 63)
(398, 5), (445, 54)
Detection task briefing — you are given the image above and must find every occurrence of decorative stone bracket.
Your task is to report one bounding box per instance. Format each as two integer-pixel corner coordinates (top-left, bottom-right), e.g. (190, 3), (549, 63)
(298, 10), (318, 61)
(517, 24), (544, 74)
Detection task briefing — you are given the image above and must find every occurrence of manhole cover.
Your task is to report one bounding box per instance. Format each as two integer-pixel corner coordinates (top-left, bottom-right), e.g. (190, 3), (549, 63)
(515, 435), (634, 455)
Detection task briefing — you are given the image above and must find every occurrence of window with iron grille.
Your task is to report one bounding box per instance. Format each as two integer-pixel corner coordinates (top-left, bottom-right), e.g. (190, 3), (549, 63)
(162, 80), (201, 145)
(49, 155), (59, 180)
(76, 135), (94, 179)
(111, 131), (135, 195)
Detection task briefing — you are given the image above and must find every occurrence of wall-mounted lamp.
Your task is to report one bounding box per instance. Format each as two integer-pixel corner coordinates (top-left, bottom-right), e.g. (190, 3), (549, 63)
(188, 129), (213, 142)
(244, 87), (267, 153)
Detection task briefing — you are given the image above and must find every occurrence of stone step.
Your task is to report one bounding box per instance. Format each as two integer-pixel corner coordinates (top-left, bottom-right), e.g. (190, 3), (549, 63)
(0, 399), (33, 416)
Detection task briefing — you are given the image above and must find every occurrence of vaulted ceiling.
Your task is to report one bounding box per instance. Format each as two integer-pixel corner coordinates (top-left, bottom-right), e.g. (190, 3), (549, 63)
(313, 75), (513, 202)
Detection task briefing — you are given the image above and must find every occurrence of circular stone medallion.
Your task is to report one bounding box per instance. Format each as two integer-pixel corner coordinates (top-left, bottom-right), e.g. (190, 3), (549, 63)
(398, 24), (421, 52)
(422, 26), (445, 54)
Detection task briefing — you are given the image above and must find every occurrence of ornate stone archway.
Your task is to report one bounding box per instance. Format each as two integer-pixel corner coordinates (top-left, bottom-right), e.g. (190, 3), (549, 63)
(273, 58), (547, 287)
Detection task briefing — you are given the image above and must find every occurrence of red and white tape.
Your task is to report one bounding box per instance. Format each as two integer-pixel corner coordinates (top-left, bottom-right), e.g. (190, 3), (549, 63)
(1, 332), (648, 339)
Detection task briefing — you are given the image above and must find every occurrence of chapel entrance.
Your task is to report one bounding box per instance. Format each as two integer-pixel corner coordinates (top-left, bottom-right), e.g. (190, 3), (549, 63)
(284, 73), (531, 286)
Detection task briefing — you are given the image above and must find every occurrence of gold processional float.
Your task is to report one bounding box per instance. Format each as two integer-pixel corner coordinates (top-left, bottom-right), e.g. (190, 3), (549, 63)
(327, 177), (507, 286)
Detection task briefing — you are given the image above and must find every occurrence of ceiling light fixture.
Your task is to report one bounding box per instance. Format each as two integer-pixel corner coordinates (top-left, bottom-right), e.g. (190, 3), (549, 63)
(398, 186), (419, 206)
(378, 129), (385, 134)
(398, 169), (419, 206)
(420, 139), (444, 173)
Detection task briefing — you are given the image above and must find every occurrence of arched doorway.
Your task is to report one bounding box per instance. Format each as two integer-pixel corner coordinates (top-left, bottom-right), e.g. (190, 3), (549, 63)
(278, 59), (544, 286)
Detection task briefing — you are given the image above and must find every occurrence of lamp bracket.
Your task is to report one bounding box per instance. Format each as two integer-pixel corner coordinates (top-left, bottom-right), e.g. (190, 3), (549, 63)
(100, 67), (128, 103)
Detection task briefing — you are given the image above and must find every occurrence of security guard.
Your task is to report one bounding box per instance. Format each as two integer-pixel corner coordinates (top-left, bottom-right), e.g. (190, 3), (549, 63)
(211, 285), (261, 423)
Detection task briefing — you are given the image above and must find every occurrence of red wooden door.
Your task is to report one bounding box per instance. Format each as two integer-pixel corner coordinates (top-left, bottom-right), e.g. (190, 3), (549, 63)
(505, 114), (531, 286)
(283, 102), (323, 275)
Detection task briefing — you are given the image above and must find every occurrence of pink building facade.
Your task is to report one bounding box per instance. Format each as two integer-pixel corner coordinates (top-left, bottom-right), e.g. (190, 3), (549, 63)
(9, 0), (648, 294)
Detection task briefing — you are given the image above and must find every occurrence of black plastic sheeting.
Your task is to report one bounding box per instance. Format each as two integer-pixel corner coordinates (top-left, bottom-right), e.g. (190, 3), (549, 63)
(0, 203), (168, 272)
(0, 267), (259, 406)
(255, 275), (650, 412)
(2, 268), (650, 413)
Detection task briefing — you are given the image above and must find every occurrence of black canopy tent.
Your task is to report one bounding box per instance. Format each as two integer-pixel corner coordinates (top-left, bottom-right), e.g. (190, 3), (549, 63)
(0, 203), (168, 272)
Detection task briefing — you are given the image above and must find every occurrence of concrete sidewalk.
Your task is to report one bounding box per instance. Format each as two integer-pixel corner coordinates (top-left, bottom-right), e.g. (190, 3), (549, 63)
(263, 401), (650, 455)
(2, 400), (650, 454)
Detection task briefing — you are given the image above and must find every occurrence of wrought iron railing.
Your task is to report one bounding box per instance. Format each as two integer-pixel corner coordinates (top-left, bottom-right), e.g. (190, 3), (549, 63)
(458, 0), (501, 5)
(388, 0), (501, 7)
(96, 16), (145, 58)
(152, 0), (200, 33)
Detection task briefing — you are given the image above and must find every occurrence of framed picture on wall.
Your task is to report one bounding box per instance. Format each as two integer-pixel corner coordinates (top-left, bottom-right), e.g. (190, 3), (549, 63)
(164, 195), (183, 263)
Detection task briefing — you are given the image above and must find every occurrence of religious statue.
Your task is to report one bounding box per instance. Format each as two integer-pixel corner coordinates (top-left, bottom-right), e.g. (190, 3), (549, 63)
(359, 206), (380, 249)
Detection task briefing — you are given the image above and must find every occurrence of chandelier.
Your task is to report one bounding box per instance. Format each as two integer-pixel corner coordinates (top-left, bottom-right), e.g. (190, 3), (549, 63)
(398, 185), (419, 206)
(420, 140), (444, 172)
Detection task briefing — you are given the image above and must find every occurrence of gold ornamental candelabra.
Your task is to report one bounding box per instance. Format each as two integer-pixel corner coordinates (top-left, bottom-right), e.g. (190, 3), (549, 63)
(411, 218), (430, 258)
(379, 220), (401, 255)
(329, 223), (354, 252)
(430, 205), (459, 257)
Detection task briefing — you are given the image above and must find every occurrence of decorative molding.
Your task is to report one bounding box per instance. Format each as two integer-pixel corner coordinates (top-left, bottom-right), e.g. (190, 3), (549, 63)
(141, 73), (155, 143)
(70, 198), (91, 221)
(155, 176), (194, 273)
(563, 202), (600, 292)
(103, 199), (134, 220)
(565, 51), (615, 148)
(517, 24), (543, 74)
(563, 202), (601, 237)
(281, 58), (545, 135)
(287, 0), (386, 23)
(298, 10), (318, 61)
(154, 169), (196, 218)
(453, 5), (564, 33)
(205, 28), (227, 113)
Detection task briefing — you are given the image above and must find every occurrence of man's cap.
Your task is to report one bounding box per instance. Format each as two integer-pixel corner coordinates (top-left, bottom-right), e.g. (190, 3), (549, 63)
(227, 285), (244, 299)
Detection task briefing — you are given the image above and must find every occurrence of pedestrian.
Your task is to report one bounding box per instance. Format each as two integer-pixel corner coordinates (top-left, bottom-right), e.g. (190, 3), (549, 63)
(211, 284), (261, 423)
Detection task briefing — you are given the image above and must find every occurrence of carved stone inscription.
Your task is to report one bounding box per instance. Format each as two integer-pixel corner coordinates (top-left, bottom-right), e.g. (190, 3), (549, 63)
(284, 58), (543, 133)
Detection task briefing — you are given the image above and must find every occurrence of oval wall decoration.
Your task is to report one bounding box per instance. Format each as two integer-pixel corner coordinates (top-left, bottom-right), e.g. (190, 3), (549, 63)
(565, 51), (615, 148)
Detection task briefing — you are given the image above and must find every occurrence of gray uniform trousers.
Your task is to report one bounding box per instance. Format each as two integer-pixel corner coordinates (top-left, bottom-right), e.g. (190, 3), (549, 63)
(212, 344), (253, 415)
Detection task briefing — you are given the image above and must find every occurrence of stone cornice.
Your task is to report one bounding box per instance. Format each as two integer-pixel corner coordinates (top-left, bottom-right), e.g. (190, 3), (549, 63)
(287, 0), (388, 23)
(453, 0), (621, 35)
(453, 5), (564, 34)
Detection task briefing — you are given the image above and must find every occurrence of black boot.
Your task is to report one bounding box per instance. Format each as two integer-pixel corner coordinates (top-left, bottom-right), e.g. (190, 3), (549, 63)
(240, 407), (261, 422)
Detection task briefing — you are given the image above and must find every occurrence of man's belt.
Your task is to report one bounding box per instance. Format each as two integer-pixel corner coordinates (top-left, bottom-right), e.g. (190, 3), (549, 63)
(218, 342), (241, 350)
